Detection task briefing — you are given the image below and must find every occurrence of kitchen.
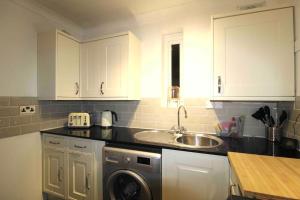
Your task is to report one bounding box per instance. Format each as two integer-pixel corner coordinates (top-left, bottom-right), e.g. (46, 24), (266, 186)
(0, 0), (300, 200)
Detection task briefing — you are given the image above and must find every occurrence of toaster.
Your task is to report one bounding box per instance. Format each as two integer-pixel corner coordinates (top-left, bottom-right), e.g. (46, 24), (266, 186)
(68, 113), (92, 128)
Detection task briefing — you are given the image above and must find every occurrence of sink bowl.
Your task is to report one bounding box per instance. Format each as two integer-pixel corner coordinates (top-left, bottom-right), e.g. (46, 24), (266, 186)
(134, 130), (175, 144)
(175, 133), (223, 148)
(134, 130), (223, 149)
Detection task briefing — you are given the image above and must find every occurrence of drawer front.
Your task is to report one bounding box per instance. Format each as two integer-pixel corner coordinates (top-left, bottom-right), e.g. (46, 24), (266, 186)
(44, 135), (65, 148)
(69, 139), (93, 153)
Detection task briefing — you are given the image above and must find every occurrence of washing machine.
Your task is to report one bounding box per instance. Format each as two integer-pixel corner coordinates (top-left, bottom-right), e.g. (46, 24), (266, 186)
(103, 145), (162, 200)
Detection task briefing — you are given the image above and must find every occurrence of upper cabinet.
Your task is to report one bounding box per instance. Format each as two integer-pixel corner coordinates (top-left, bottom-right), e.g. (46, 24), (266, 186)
(38, 31), (140, 100)
(38, 30), (80, 100)
(212, 7), (295, 101)
(80, 32), (140, 100)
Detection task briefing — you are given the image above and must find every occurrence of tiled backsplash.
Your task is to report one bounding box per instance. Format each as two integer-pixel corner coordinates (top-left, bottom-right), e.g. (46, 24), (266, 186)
(83, 98), (278, 137)
(0, 96), (289, 139)
(0, 97), (82, 139)
(284, 97), (300, 140)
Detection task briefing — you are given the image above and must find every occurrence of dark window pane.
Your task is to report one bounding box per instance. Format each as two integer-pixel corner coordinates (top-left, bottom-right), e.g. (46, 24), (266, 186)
(171, 44), (180, 87)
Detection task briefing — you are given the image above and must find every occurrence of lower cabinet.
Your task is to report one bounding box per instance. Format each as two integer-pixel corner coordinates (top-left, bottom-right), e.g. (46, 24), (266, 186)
(42, 134), (105, 200)
(44, 148), (66, 198)
(68, 152), (93, 200)
(162, 149), (229, 200)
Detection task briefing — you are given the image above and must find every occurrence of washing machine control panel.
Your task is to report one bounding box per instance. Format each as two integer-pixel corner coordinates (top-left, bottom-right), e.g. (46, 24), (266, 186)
(104, 147), (161, 170)
(137, 156), (151, 165)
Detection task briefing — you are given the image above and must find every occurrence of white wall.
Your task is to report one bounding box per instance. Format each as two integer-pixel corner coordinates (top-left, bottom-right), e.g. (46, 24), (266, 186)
(295, 0), (300, 95)
(0, 1), (82, 199)
(0, 0), (81, 97)
(83, 0), (296, 99)
(0, 133), (42, 200)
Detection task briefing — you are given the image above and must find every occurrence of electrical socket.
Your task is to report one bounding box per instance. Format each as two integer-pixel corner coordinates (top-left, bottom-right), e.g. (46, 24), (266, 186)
(20, 105), (36, 115)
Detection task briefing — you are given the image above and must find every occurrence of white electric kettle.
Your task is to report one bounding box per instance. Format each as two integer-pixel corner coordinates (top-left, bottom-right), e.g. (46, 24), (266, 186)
(100, 110), (118, 128)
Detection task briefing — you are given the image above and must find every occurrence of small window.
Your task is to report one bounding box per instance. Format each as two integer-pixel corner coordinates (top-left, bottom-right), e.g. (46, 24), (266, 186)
(171, 44), (180, 87)
(162, 32), (183, 107)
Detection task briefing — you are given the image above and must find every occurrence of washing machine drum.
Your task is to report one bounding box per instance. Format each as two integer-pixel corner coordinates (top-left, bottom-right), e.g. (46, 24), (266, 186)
(107, 170), (152, 200)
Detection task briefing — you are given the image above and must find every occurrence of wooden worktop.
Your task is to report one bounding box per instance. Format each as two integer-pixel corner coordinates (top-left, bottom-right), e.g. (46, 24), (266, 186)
(228, 152), (300, 200)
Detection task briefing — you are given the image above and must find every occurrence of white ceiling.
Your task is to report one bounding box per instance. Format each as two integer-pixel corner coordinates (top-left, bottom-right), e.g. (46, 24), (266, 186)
(28, 0), (197, 28)
(27, 0), (287, 28)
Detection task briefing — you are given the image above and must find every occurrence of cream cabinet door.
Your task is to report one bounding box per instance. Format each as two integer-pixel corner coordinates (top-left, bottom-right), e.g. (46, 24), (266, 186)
(100, 35), (128, 98)
(162, 149), (229, 200)
(56, 33), (80, 98)
(68, 152), (93, 200)
(80, 41), (105, 98)
(81, 35), (128, 98)
(213, 7), (294, 99)
(43, 148), (66, 199)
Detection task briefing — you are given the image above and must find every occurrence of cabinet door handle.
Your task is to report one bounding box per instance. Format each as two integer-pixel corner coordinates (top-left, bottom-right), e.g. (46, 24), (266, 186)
(74, 144), (87, 149)
(229, 183), (242, 197)
(229, 183), (235, 196)
(217, 76), (222, 94)
(58, 167), (63, 182)
(86, 173), (91, 190)
(100, 82), (104, 95)
(49, 141), (60, 145)
(75, 82), (79, 95)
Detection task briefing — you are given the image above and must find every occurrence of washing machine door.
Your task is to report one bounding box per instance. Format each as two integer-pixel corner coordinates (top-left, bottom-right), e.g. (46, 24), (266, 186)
(107, 170), (152, 200)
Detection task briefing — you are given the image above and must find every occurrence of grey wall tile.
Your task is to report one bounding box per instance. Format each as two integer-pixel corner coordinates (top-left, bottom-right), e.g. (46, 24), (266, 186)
(40, 121), (58, 130)
(0, 118), (9, 128)
(10, 116), (31, 126)
(10, 97), (37, 106)
(20, 123), (40, 134)
(69, 105), (82, 112)
(31, 113), (52, 123)
(51, 112), (68, 119)
(0, 127), (20, 138)
(40, 105), (58, 114)
(57, 119), (68, 127)
(0, 107), (19, 117)
(0, 97), (10, 106)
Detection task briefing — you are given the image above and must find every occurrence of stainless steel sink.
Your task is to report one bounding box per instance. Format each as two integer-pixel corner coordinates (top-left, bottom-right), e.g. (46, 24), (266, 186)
(134, 130), (176, 144)
(175, 133), (223, 148)
(134, 130), (223, 149)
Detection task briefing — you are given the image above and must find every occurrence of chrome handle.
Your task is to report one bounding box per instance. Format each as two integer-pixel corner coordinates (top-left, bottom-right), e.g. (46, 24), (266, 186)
(58, 167), (63, 182)
(229, 183), (236, 196)
(217, 76), (222, 94)
(100, 82), (104, 95)
(49, 141), (60, 145)
(74, 144), (87, 149)
(229, 183), (242, 197)
(86, 173), (91, 190)
(75, 82), (79, 95)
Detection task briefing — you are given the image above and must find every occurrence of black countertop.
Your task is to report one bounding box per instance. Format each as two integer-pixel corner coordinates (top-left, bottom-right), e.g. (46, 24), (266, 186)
(41, 126), (300, 158)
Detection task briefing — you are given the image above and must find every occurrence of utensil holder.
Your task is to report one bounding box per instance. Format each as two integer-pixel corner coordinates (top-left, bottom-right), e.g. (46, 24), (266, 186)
(265, 127), (282, 142)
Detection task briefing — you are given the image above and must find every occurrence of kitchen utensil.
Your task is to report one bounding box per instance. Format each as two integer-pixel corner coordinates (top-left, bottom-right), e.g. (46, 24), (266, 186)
(100, 110), (118, 128)
(68, 112), (93, 128)
(279, 111), (288, 126)
(252, 107), (268, 126)
(263, 106), (272, 126)
(270, 116), (275, 126)
(265, 126), (282, 142)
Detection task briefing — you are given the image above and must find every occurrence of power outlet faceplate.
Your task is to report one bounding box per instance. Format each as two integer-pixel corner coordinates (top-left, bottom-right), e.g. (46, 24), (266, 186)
(20, 105), (36, 115)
